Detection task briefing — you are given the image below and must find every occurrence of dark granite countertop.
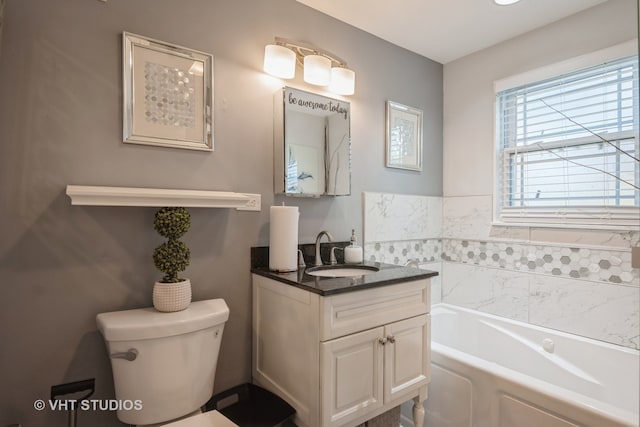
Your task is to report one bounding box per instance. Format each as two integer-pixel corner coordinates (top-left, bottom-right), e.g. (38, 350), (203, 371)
(251, 261), (438, 296)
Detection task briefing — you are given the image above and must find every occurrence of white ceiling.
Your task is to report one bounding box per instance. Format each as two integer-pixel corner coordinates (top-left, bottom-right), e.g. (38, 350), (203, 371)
(296, 0), (607, 64)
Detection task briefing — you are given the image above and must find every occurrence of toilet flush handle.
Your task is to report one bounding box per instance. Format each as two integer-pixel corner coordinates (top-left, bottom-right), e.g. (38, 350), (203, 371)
(110, 349), (138, 361)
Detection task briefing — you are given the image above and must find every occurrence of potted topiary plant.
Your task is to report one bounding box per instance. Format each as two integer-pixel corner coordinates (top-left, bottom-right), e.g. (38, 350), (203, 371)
(152, 206), (192, 312)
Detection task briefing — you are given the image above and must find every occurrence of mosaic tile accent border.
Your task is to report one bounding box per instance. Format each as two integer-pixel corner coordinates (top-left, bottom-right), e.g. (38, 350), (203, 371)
(442, 238), (638, 286)
(365, 238), (638, 286)
(365, 239), (441, 266)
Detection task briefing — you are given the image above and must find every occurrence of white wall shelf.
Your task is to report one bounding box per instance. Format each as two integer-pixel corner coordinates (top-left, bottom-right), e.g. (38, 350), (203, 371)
(66, 185), (261, 211)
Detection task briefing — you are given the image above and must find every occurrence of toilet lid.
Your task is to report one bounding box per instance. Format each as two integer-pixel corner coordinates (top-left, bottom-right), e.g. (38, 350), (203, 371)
(162, 411), (238, 427)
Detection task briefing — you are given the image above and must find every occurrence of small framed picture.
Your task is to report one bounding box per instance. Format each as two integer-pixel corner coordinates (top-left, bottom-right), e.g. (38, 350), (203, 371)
(123, 32), (213, 151)
(385, 100), (423, 171)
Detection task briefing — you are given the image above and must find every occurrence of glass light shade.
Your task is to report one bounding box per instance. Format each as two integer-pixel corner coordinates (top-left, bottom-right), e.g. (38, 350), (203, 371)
(303, 54), (331, 86)
(494, 0), (520, 4)
(263, 44), (296, 79)
(329, 67), (355, 95)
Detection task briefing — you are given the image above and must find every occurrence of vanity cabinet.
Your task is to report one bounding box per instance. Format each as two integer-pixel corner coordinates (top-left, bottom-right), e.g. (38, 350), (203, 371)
(322, 314), (430, 426)
(252, 274), (431, 427)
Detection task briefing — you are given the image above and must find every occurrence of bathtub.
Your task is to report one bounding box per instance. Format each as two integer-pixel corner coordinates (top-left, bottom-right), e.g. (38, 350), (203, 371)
(424, 304), (639, 427)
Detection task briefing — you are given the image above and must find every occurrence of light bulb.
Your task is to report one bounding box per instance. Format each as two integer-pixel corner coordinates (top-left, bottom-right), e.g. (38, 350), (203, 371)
(330, 67), (355, 95)
(263, 44), (296, 79)
(303, 55), (331, 86)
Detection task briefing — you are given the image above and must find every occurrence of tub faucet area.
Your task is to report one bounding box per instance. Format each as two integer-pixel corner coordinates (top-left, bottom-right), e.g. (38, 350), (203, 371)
(314, 230), (333, 266)
(405, 259), (420, 268)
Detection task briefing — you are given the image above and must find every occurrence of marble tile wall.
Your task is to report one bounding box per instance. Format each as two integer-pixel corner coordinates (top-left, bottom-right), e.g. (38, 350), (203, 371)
(363, 192), (442, 242)
(363, 191), (640, 349)
(443, 262), (639, 349)
(363, 192), (443, 305)
(442, 195), (640, 248)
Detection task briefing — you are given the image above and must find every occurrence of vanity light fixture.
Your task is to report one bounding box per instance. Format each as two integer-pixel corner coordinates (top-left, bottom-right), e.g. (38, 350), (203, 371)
(263, 37), (356, 95)
(494, 0), (521, 5)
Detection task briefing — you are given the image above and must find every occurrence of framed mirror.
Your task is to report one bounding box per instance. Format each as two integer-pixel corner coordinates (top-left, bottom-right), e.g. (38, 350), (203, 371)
(274, 87), (351, 196)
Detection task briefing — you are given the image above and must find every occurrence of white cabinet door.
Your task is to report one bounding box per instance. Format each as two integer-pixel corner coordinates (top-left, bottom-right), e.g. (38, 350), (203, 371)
(321, 327), (385, 427)
(384, 314), (430, 403)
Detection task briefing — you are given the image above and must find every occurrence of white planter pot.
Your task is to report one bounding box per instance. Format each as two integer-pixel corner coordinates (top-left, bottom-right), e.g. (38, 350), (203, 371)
(153, 279), (192, 312)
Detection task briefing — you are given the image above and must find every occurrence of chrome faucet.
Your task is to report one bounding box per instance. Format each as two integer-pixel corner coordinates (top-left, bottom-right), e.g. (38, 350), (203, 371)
(330, 247), (343, 265)
(314, 230), (334, 266)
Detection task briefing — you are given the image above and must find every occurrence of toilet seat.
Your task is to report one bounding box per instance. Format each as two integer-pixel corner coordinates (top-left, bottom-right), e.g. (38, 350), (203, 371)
(162, 410), (238, 427)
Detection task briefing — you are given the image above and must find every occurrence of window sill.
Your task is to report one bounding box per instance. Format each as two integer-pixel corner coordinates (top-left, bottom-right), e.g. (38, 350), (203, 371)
(494, 206), (640, 231)
(492, 220), (639, 232)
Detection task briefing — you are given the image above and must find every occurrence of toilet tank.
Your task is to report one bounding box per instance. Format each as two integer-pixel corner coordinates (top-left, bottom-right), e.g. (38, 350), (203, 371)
(97, 299), (229, 426)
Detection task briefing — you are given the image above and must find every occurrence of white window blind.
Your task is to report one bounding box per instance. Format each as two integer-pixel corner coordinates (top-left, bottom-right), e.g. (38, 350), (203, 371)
(495, 54), (639, 228)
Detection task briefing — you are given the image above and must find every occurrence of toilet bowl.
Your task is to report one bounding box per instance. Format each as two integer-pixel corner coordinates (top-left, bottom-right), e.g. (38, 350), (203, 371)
(97, 299), (233, 426)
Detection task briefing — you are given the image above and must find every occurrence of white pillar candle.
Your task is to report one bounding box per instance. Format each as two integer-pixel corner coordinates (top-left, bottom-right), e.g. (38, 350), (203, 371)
(269, 205), (299, 272)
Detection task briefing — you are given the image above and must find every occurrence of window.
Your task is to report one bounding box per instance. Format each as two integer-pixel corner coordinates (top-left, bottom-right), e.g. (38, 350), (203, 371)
(495, 53), (639, 228)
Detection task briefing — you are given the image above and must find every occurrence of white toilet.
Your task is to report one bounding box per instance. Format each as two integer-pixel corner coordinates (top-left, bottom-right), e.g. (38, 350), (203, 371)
(96, 298), (236, 426)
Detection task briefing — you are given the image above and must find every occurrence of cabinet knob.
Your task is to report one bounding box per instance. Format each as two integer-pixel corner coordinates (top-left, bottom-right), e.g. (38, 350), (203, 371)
(378, 337), (388, 346)
(386, 335), (396, 344)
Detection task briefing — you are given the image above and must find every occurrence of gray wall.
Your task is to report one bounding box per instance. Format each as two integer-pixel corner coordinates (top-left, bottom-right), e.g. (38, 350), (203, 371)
(0, 0), (442, 425)
(0, 0), (5, 55)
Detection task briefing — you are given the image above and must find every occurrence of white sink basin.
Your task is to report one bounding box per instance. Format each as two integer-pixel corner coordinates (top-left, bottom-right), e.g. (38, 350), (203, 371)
(306, 265), (379, 278)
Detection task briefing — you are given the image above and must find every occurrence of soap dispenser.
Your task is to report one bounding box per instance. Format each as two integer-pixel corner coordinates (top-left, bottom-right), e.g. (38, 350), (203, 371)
(344, 229), (363, 264)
